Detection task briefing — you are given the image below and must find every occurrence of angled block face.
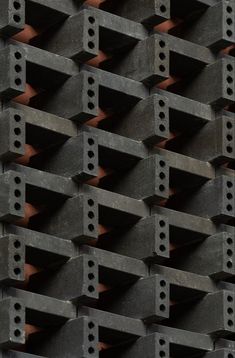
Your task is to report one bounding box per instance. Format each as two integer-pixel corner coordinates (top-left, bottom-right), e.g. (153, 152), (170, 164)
(28, 317), (99, 357)
(28, 255), (99, 302)
(31, 70), (99, 122)
(101, 0), (170, 26)
(31, 9), (99, 62)
(30, 132), (99, 182)
(0, 0), (25, 37)
(0, 45), (26, 100)
(30, 194), (99, 242)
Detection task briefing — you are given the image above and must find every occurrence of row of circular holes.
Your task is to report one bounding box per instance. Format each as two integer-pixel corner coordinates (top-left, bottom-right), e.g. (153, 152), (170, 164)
(87, 260), (96, 293)
(158, 40), (167, 74)
(159, 219), (167, 253)
(227, 294), (234, 328)
(12, 1), (22, 24)
(226, 63), (234, 97)
(12, 237), (22, 278)
(87, 321), (96, 354)
(158, 99), (167, 133)
(158, 337), (167, 358)
(226, 120), (233, 154)
(13, 301), (22, 338)
(226, 5), (233, 38)
(87, 76), (96, 111)
(226, 180), (234, 213)
(87, 138), (95, 172)
(14, 176), (22, 212)
(87, 198), (95, 234)
(87, 16), (96, 51)
(13, 113), (22, 150)
(226, 236), (234, 270)
(14, 51), (23, 89)
(159, 160), (167, 193)
(159, 279), (167, 313)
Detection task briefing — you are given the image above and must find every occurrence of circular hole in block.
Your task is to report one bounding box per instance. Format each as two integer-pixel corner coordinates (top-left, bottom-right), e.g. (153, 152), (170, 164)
(88, 151), (95, 158)
(159, 184), (165, 192)
(227, 64), (233, 71)
(14, 114), (21, 122)
(227, 146), (233, 153)
(88, 41), (95, 49)
(14, 303), (21, 310)
(88, 102), (95, 110)
(88, 334), (95, 341)
(159, 65), (166, 72)
(88, 285), (95, 292)
(88, 28), (95, 36)
(160, 5), (167, 13)
(13, 1), (21, 10)
(159, 172), (166, 180)
(159, 220), (166, 227)
(160, 280), (166, 287)
(13, 14), (21, 23)
(160, 304), (166, 311)
(227, 181), (233, 188)
(14, 329), (21, 337)
(228, 307), (233, 314)
(14, 140), (21, 148)
(87, 90), (95, 97)
(14, 240), (21, 248)
(15, 78), (22, 86)
(14, 254), (21, 262)
(228, 319), (234, 327)
(14, 189), (21, 198)
(88, 16), (95, 24)
(88, 260), (95, 267)
(159, 112), (165, 119)
(159, 124), (166, 132)
(88, 211), (94, 219)
(227, 134), (233, 141)
(88, 273), (95, 280)
(14, 316), (21, 323)
(159, 100), (165, 107)
(159, 245), (166, 252)
(227, 237), (233, 245)
(227, 249), (233, 256)
(15, 65), (22, 73)
(227, 6), (233, 13)
(159, 40), (166, 48)
(159, 339), (166, 346)
(14, 127), (21, 135)
(14, 52), (22, 60)
(88, 77), (95, 85)
(159, 52), (166, 60)
(227, 295), (233, 302)
(88, 138), (95, 145)
(88, 163), (94, 171)
(227, 204), (233, 211)
(227, 87), (233, 95)
(227, 76), (233, 83)
(160, 232), (166, 239)
(159, 160), (166, 167)
(227, 30), (233, 37)
(14, 176), (21, 184)
(88, 199), (95, 206)
(227, 261), (233, 268)
(227, 121), (233, 129)
(14, 203), (21, 211)
(88, 321), (95, 329)
(160, 291), (166, 299)
(227, 18), (233, 25)
(14, 267), (21, 275)
(88, 224), (95, 232)
(159, 351), (166, 357)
